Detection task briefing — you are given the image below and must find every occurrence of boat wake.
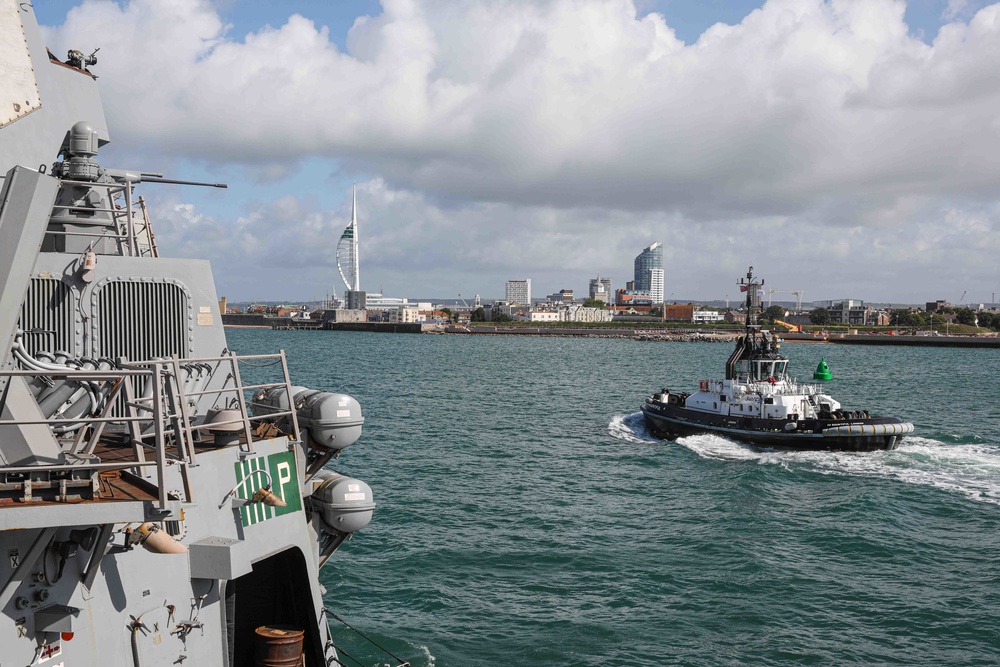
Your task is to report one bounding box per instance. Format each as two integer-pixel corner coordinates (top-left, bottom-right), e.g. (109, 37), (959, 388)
(610, 413), (1000, 505)
(417, 645), (436, 666)
(607, 413), (661, 444)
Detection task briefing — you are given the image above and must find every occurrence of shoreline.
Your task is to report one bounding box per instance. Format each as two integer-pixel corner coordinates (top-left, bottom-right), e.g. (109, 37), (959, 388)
(224, 322), (1000, 347)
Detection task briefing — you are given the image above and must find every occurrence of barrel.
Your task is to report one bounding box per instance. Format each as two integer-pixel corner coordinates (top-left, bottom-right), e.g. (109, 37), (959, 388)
(254, 626), (304, 667)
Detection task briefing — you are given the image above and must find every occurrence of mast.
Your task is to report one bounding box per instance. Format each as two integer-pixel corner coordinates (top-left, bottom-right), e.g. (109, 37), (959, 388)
(737, 266), (764, 334)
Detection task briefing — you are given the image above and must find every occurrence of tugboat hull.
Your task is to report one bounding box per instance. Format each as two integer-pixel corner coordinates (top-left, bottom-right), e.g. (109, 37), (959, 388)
(641, 401), (911, 452)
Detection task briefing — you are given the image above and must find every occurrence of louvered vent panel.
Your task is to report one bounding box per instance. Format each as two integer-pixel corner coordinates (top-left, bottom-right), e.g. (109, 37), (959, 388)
(94, 281), (189, 361)
(18, 278), (74, 356)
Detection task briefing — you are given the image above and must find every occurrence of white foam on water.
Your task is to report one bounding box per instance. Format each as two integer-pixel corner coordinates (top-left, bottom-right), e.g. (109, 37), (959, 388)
(611, 413), (1000, 505)
(418, 645), (436, 666)
(607, 412), (661, 444)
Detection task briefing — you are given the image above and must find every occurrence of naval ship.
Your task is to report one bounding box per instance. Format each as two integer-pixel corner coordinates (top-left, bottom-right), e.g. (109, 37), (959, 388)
(0, 4), (398, 665)
(641, 267), (914, 451)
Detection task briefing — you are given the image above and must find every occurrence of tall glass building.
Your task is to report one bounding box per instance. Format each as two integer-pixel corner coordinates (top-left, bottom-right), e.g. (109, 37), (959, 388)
(634, 242), (664, 304)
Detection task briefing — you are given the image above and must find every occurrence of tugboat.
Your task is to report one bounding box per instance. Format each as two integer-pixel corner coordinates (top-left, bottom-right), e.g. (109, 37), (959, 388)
(0, 5), (405, 666)
(641, 267), (914, 451)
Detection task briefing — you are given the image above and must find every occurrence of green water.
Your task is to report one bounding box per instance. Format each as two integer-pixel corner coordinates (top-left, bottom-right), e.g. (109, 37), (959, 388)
(226, 329), (1000, 666)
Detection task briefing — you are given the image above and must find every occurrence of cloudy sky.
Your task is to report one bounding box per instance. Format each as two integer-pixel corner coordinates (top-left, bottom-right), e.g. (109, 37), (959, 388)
(36, 0), (1000, 305)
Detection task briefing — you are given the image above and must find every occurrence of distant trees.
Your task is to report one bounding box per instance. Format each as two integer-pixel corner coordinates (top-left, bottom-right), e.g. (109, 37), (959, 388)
(582, 298), (608, 309)
(889, 310), (927, 327)
(954, 307), (977, 326)
(763, 305), (785, 323)
(809, 308), (830, 325)
(495, 313), (512, 322)
(471, 307), (486, 322)
(977, 312), (998, 330)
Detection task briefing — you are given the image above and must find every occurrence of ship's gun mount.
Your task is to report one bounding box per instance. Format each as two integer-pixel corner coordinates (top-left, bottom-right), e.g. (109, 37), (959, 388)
(251, 386), (364, 477)
(43, 120), (225, 256)
(65, 48), (99, 72)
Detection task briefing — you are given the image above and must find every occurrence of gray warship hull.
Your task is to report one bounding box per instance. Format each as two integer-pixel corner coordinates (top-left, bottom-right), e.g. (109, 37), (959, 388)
(0, 4), (390, 665)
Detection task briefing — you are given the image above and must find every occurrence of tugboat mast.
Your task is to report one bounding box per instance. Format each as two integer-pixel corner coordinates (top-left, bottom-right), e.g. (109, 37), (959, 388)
(737, 265), (764, 334)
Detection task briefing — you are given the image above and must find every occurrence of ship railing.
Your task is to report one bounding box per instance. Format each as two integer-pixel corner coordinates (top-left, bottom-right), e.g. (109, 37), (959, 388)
(118, 351), (302, 459)
(0, 351), (300, 512)
(727, 377), (823, 398)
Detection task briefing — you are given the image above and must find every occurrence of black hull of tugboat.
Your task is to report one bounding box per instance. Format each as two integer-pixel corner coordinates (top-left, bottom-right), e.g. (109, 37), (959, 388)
(641, 402), (906, 452)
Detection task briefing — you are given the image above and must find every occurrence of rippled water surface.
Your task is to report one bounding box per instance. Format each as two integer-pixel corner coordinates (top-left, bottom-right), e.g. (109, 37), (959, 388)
(226, 329), (1000, 666)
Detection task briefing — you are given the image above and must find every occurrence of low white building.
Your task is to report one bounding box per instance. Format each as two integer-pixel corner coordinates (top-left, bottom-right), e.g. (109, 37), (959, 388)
(365, 293), (409, 309)
(517, 310), (560, 322)
(693, 310), (724, 324)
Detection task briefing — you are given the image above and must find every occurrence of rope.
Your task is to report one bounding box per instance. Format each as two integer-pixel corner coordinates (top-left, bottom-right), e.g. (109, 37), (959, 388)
(325, 639), (365, 667)
(323, 608), (410, 667)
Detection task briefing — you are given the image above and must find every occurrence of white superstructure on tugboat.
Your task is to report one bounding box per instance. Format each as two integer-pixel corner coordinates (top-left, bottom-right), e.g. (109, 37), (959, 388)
(0, 4), (404, 666)
(641, 267), (914, 452)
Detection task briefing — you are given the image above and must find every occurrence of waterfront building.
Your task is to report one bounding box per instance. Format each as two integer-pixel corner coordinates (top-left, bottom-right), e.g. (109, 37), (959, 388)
(387, 305), (436, 323)
(828, 299), (886, 325)
(633, 242), (664, 304)
(663, 304), (695, 321)
(517, 311), (560, 323)
(650, 268), (664, 304)
(564, 305), (613, 323)
(388, 307), (419, 324)
(321, 309), (366, 323)
(506, 279), (532, 305)
(547, 289), (574, 303)
(346, 290), (366, 310)
(364, 293), (408, 309)
(693, 310), (724, 324)
(615, 288), (653, 307)
(490, 301), (524, 321)
(589, 276), (613, 303)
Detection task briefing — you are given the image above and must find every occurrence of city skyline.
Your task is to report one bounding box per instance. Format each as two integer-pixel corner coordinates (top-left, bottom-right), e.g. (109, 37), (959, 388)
(36, 1), (1000, 304)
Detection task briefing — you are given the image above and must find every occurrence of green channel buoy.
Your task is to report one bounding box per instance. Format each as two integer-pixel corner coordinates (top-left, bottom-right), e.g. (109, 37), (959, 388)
(813, 357), (832, 381)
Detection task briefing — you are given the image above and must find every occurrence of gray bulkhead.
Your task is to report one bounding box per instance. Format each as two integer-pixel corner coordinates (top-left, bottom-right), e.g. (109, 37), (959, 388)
(0, 4), (373, 666)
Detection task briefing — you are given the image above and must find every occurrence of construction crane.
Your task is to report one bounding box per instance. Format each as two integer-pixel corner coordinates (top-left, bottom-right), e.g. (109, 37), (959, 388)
(767, 289), (805, 311)
(457, 294), (470, 309)
(959, 290), (967, 305)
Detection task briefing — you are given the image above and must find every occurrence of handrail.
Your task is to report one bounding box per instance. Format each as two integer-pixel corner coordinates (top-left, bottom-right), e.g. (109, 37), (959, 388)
(182, 381), (287, 398)
(0, 351), (300, 511)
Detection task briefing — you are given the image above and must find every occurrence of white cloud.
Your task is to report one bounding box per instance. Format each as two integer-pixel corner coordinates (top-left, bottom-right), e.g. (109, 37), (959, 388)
(41, 0), (1000, 302)
(144, 178), (1000, 304)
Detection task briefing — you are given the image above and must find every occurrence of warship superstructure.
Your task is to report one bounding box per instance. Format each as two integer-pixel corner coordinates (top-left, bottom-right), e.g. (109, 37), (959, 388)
(0, 4), (388, 665)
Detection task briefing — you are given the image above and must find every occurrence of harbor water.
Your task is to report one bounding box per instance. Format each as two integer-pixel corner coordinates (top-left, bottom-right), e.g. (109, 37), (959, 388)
(227, 329), (1000, 666)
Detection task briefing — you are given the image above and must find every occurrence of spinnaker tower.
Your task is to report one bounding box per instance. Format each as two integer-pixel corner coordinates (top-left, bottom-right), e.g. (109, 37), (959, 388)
(336, 184), (360, 293)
